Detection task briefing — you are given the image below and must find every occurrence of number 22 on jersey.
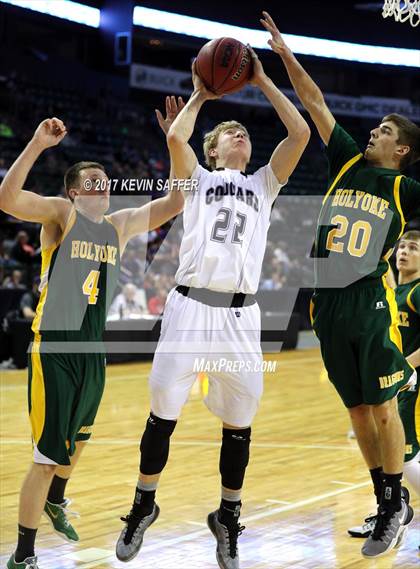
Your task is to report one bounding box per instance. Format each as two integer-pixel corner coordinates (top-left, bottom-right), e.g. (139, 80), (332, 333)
(82, 270), (100, 305)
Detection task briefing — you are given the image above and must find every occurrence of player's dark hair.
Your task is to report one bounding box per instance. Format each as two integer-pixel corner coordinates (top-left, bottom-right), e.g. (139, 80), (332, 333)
(64, 161), (105, 202)
(382, 114), (420, 170)
(400, 230), (420, 243)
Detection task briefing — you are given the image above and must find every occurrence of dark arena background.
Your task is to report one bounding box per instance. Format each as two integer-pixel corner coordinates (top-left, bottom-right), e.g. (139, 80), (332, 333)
(0, 1), (419, 568)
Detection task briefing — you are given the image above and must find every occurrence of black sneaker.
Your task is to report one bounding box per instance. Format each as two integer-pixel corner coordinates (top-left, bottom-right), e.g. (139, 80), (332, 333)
(207, 510), (245, 569)
(115, 503), (160, 562)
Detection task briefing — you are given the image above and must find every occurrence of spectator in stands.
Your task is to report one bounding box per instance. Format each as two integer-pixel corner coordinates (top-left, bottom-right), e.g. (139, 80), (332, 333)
(0, 119), (14, 138)
(120, 248), (143, 286)
(20, 277), (40, 320)
(273, 241), (291, 274)
(108, 283), (148, 319)
(0, 237), (5, 264)
(10, 231), (37, 265)
(3, 269), (25, 289)
(147, 286), (167, 315)
(0, 157), (7, 179)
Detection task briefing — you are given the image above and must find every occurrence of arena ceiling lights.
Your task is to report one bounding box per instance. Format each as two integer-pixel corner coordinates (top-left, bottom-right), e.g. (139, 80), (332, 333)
(133, 5), (420, 68)
(0, 0), (100, 27)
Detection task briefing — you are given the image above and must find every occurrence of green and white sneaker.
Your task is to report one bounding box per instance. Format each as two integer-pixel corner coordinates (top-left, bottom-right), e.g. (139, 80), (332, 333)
(43, 498), (80, 542)
(6, 555), (39, 568)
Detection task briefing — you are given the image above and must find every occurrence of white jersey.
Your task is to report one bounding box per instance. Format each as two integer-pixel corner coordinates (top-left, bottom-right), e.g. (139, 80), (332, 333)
(176, 164), (285, 294)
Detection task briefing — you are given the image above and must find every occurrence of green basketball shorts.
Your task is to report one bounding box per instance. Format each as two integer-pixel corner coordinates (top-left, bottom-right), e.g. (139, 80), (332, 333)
(311, 278), (416, 408)
(28, 335), (106, 465)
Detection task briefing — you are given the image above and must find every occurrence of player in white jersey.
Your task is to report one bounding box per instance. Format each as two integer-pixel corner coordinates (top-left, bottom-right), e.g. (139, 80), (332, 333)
(116, 48), (310, 568)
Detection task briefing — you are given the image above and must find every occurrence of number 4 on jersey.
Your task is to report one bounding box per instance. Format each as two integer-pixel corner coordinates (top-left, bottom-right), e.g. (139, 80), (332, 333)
(83, 270), (100, 305)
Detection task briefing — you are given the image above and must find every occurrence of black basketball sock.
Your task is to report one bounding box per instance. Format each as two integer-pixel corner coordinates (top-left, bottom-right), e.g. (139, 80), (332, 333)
(47, 475), (68, 505)
(15, 525), (37, 563)
(381, 473), (402, 513)
(218, 499), (241, 526)
(132, 485), (156, 516)
(369, 467), (383, 505)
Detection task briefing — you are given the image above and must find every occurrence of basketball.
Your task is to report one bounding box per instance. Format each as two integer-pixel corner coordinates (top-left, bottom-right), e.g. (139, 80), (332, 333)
(195, 37), (252, 95)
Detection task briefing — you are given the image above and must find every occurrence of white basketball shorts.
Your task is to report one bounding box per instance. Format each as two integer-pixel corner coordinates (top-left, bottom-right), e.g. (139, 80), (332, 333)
(149, 288), (263, 427)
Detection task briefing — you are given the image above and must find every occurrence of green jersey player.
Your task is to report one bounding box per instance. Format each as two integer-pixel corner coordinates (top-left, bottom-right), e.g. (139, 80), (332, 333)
(260, 10), (420, 560)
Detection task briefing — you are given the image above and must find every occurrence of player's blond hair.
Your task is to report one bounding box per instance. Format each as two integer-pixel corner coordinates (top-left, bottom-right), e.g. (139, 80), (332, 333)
(400, 230), (420, 243)
(203, 121), (249, 170)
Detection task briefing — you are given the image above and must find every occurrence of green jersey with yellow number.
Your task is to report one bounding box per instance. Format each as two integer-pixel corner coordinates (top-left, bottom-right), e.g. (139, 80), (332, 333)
(315, 123), (420, 289)
(396, 278), (420, 371)
(32, 209), (120, 342)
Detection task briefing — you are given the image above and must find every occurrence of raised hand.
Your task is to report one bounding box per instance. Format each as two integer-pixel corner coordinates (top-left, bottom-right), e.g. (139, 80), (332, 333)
(191, 60), (220, 100)
(32, 118), (67, 149)
(260, 11), (289, 56)
(156, 96), (186, 135)
(248, 45), (268, 87)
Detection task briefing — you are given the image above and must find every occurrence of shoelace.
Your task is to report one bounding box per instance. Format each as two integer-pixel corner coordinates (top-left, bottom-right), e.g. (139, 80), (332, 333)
(224, 522), (246, 559)
(371, 508), (393, 541)
(363, 514), (377, 529)
(56, 499), (80, 526)
(120, 509), (151, 543)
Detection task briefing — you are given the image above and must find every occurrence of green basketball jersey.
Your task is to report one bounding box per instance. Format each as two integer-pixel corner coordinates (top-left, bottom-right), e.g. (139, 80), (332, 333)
(396, 278), (420, 365)
(315, 123), (420, 289)
(33, 209), (120, 341)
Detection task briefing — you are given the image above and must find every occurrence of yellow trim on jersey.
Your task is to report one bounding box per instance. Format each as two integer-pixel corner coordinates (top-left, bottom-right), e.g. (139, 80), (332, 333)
(61, 208), (77, 242)
(32, 244), (57, 334)
(32, 209), (77, 334)
(381, 273), (403, 353)
(407, 283), (420, 314)
(322, 153), (363, 205)
(309, 298), (315, 326)
(29, 337), (46, 444)
(415, 385), (420, 448)
(393, 175), (405, 240)
(383, 248), (394, 261)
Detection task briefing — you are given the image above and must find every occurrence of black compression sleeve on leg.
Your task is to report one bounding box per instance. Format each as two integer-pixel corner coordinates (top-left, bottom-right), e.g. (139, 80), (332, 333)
(140, 413), (177, 475)
(219, 427), (251, 490)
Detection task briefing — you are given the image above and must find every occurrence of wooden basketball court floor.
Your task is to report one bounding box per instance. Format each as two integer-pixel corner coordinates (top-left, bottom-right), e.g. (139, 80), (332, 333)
(1, 345), (419, 568)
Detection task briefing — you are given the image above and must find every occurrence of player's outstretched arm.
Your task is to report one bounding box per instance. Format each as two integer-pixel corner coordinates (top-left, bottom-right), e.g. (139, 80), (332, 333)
(110, 187), (184, 251)
(260, 11), (335, 146)
(157, 95), (189, 198)
(407, 348), (420, 369)
(0, 118), (69, 224)
(166, 62), (219, 179)
(249, 47), (310, 184)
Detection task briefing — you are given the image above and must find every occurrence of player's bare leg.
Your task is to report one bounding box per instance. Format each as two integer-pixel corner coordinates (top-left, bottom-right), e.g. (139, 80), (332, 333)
(7, 463), (57, 567)
(19, 464), (56, 530)
(349, 405), (382, 468)
(43, 441), (87, 542)
(348, 404), (383, 501)
(372, 398), (405, 474)
(361, 397), (414, 558)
